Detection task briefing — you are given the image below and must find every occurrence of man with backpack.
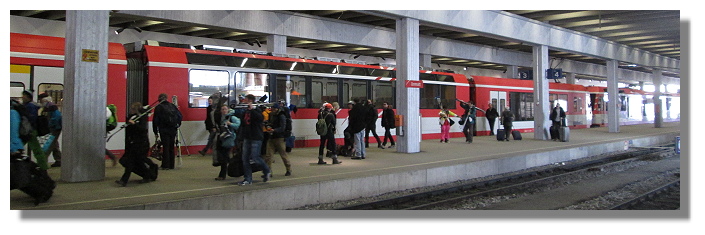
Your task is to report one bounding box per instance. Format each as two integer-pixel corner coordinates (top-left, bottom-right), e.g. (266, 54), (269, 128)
(316, 103), (340, 165)
(20, 91), (48, 169)
(264, 104), (294, 175)
(153, 93), (182, 170)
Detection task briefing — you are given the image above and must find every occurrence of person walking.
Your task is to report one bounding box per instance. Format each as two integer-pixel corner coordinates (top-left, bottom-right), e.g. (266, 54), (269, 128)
(237, 94), (271, 186)
(349, 99), (368, 160)
(458, 100), (482, 143)
(485, 102), (499, 136)
(10, 99), (25, 155)
(116, 102), (154, 186)
(20, 91), (48, 169)
(38, 94), (62, 167)
(317, 103), (341, 165)
(200, 96), (220, 156)
(364, 100), (383, 149)
(214, 104), (240, 181)
(152, 93), (182, 170)
(439, 107), (458, 143)
(500, 106), (514, 141)
(549, 103), (566, 141)
(264, 104), (294, 175)
(380, 102), (396, 149)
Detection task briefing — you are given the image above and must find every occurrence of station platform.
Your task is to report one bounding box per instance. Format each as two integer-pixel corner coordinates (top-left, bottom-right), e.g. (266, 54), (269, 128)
(10, 122), (680, 210)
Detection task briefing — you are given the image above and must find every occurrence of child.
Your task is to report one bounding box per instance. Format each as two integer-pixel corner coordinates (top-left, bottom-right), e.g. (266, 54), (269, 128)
(438, 109), (457, 143)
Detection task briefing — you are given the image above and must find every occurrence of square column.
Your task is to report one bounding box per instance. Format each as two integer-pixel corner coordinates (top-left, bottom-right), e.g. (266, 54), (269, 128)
(395, 18), (420, 153)
(565, 72), (576, 85)
(62, 10), (110, 182)
(606, 60), (620, 133)
(532, 45), (550, 140)
(653, 70), (663, 128)
(419, 54), (432, 69)
(266, 35), (287, 54)
(506, 65), (519, 79)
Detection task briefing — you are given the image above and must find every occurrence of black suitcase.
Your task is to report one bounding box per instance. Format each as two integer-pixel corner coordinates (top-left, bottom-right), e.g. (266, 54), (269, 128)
(13, 156), (56, 205)
(227, 156), (264, 178)
(512, 130), (522, 140)
(550, 125), (559, 140)
(133, 157), (159, 181)
(496, 129), (505, 141)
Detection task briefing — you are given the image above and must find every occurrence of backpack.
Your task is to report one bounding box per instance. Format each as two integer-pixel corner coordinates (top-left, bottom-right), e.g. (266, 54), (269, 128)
(282, 110), (293, 137)
(160, 102), (182, 128)
(315, 111), (331, 136)
(11, 100), (33, 143)
(106, 104), (118, 132)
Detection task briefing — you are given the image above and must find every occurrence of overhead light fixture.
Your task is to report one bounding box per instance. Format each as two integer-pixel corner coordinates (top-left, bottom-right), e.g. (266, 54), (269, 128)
(240, 58), (248, 67)
(114, 27), (125, 34)
(134, 26), (143, 33)
(255, 39), (262, 48)
(626, 64), (638, 67)
(114, 21), (143, 35)
(353, 54), (361, 59)
(378, 57), (386, 61)
(463, 67), (467, 71)
(290, 62), (297, 71)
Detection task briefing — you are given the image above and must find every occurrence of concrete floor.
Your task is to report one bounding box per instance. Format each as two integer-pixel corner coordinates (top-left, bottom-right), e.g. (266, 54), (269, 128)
(10, 122), (681, 210)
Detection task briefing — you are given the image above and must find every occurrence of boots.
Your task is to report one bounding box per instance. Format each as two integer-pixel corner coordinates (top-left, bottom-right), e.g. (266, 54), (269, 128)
(332, 155), (342, 164)
(318, 155), (327, 165)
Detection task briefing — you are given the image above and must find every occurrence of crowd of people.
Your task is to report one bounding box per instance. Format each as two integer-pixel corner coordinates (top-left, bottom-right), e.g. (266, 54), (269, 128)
(12, 89), (568, 191)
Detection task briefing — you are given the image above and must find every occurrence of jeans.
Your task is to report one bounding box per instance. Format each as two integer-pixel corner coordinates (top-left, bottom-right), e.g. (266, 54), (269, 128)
(241, 139), (270, 182)
(365, 126), (381, 146)
(353, 130), (365, 157)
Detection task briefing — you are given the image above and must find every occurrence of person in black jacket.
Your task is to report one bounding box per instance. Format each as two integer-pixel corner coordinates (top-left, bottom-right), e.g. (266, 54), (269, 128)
(317, 103), (341, 165)
(153, 93), (181, 170)
(199, 96), (220, 156)
(549, 103), (567, 141)
(459, 100), (483, 143)
(500, 106), (514, 141)
(485, 102), (499, 136)
(116, 102), (154, 186)
(349, 98), (368, 160)
(380, 102), (396, 149)
(264, 104), (293, 175)
(364, 99), (383, 149)
(237, 94), (271, 186)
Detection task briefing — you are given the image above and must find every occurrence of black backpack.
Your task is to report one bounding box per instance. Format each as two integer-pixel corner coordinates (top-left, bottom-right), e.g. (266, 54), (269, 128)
(160, 103), (182, 128)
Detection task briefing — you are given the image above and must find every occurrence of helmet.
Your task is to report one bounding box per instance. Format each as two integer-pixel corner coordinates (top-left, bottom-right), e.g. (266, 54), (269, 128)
(324, 103), (333, 109)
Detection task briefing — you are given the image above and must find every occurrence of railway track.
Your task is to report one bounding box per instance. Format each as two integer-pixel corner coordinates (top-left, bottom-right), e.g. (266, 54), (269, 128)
(335, 146), (677, 210)
(609, 179), (681, 210)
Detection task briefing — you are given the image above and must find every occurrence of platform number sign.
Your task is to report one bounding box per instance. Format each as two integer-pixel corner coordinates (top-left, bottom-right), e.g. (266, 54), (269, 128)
(546, 68), (563, 79)
(519, 70), (533, 80)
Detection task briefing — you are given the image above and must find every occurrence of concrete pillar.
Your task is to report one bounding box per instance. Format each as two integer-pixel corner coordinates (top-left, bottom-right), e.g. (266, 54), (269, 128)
(419, 53), (432, 69)
(653, 70), (663, 128)
(532, 45), (550, 140)
(606, 60), (620, 133)
(62, 10), (110, 182)
(565, 72), (576, 85)
(395, 18), (420, 153)
(639, 81), (647, 121)
(266, 35), (286, 54)
(507, 65), (519, 79)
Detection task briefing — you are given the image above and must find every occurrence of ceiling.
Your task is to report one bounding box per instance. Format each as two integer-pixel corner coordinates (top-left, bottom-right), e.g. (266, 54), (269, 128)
(10, 10), (680, 79)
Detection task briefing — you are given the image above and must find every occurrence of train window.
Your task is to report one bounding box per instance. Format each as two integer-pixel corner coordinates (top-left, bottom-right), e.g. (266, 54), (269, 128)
(323, 79), (339, 104)
(437, 75), (453, 82)
(339, 66), (367, 76)
(188, 70), (230, 108)
(419, 84), (440, 109)
(510, 92), (534, 121)
(271, 60), (305, 71)
(343, 79), (367, 104)
(37, 83), (64, 112)
(311, 81), (323, 108)
(549, 94), (568, 112)
(186, 53), (229, 66)
(440, 85), (456, 109)
(419, 73), (436, 81)
(371, 81), (393, 109)
(275, 75), (307, 108)
(306, 63), (337, 74)
(239, 72), (270, 102)
(10, 82), (25, 100)
(368, 68), (395, 78)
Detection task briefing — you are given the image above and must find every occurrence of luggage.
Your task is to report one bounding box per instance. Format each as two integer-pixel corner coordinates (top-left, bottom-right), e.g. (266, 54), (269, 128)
(496, 129), (505, 141)
(227, 156), (264, 178)
(550, 125), (559, 140)
(512, 130), (522, 140)
(559, 126), (570, 142)
(133, 157), (159, 181)
(285, 136), (295, 152)
(11, 154), (56, 205)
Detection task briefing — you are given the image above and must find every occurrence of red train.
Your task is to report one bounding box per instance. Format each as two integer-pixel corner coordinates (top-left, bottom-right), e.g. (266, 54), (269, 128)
(10, 33), (680, 155)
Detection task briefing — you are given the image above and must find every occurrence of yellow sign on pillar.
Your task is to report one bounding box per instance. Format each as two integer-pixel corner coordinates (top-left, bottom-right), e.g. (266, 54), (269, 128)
(81, 49), (99, 62)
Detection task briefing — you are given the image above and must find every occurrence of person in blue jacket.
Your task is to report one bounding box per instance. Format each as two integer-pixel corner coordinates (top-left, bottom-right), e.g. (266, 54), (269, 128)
(10, 99), (24, 154)
(214, 104), (240, 181)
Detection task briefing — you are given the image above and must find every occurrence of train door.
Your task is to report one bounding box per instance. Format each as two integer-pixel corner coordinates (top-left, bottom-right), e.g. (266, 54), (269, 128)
(489, 91), (506, 134)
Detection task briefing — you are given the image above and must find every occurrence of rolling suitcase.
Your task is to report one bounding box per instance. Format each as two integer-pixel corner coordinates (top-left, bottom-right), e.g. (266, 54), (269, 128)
(559, 126), (570, 142)
(496, 129), (505, 141)
(13, 155), (56, 205)
(511, 130), (522, 140)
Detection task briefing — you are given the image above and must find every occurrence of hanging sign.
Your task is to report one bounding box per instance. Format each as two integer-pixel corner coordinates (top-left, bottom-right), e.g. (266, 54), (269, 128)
(405, 80), (424, 88)
(81, 49), (99, 63)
